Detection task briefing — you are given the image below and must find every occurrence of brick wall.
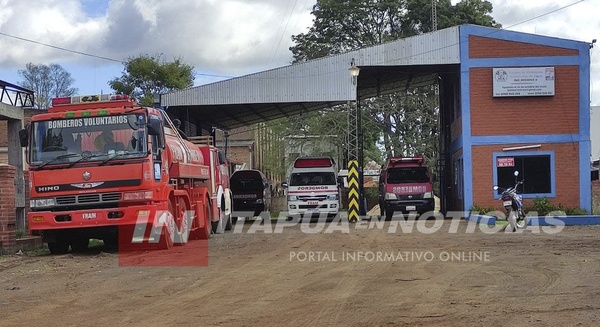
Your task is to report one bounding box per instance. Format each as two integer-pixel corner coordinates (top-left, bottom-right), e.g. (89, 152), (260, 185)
(470, 66), (580, 136)
(593, 180), (600, 214)
(471, 143), (580, 210)
(0, 164), (16, 249)
(469, 35), (578, 58)
(228, 145), (254, 169)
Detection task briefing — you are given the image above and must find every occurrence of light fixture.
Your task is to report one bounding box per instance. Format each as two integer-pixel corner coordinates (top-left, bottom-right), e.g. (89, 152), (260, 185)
(502, 144), (541, 151)
(349, 58), (360, 85)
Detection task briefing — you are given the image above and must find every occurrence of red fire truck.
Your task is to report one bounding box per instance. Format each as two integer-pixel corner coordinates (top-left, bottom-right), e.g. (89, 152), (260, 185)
(19, 94), (232, 254)
(378, 156), (435, 219)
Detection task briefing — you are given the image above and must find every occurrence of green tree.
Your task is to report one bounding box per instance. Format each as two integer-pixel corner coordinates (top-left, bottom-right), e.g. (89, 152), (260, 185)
(288, 0), (500, 167)
(18, 63), (78, 109)
(109, 54), (194, 106)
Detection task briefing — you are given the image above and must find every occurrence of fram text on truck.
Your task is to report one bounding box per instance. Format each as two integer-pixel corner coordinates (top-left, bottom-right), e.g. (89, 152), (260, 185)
(20, 94), (233, 254)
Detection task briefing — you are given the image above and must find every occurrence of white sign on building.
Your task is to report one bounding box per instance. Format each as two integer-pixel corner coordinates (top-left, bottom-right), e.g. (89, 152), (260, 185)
(493, 67), (555, 97)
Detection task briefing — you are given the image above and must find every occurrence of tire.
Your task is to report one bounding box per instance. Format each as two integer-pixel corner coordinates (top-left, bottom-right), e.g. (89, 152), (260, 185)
(103, 235), (118, 251)
(212, 217), (224, 234)
(212, 197), (227, 234)
(196, 200), (211, 240)
(385, 209), (394, 221)
(173, 197), (190, 245)
(70, 237), (89, 253)
(224, 213), (233, 231)
(506, 210), (527, 232)
(224, 197), (233, 231)
(48, 240), (69, 255)
(157, 202), (175, 249)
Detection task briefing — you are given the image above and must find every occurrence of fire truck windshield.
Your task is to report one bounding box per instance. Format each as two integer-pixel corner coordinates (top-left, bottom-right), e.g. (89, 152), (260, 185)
(29, 114), (149, 167)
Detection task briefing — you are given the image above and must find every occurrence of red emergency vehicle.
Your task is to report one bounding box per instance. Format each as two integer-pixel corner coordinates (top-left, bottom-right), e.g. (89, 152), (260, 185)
(378, 156), (435, 219)
(20, 94), (232, 253)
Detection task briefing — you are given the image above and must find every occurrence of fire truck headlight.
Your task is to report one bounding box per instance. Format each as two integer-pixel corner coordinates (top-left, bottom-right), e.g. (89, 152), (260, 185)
(288, 195), (298, 201)
(326, 194), (338, 200)
(423, 191), (433, 199)
(123, 191), (154, 201)
(385, 193), (397, 200)
(255, 198), (264, 204)
(30, 198), (56, 208)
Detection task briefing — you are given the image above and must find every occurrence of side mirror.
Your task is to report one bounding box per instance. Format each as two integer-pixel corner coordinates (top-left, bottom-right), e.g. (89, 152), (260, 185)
(218, 151), (226, 165)
(147, 118), (162, 136)
(18, 129), (28, 147)
(281, 182), (288, 188)
(514, 171), (519, 177)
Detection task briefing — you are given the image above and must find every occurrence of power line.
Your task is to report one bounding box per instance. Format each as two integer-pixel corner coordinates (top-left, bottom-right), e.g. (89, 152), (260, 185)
(0, 29), (235, 79)
(0, 30), (123, 63)
(503, 0), (586, 30)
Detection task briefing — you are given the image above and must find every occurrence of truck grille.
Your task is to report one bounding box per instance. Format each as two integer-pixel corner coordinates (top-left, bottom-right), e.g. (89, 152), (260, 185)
(298, 195), (327, 201)
(55, 192), (122, 205)
(396, 194), (424, 200)
(299, 204), (328, 209)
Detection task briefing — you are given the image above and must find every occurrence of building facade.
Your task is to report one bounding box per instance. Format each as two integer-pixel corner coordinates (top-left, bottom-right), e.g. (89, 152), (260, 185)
(449, 26), (591, 212)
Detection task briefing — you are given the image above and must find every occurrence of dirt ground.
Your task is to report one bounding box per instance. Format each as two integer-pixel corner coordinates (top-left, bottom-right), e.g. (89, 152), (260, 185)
(1, 218), (600, 326)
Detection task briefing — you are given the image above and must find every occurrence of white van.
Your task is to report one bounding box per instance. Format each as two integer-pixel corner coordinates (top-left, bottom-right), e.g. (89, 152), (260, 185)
(283, 157), (340, 219)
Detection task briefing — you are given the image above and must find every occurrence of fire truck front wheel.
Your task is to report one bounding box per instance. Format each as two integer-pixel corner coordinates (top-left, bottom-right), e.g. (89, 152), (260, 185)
(70, 237), (90, 253)
(48, 240), (70, 255)
(157, 202), (176, 250)
(173, 197), (190, 245)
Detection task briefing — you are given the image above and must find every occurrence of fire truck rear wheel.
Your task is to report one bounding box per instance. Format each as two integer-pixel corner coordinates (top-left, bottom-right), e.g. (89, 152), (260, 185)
(223, 196), (232, 231)
(196, 201), (210, 240)
(211, 219), (224, 234)
(225, 214), (233, 231)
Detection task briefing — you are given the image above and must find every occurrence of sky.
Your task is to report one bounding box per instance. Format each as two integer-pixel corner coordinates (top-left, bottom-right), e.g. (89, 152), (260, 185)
(0, 0), (599, 105)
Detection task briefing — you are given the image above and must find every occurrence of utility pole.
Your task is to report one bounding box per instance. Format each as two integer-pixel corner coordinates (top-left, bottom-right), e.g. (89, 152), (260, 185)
(347, 59), (361, 222)
(432, 0), (437, 31)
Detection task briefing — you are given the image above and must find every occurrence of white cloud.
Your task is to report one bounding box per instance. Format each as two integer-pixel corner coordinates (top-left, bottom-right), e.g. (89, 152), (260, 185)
(0, 0), (597, 104)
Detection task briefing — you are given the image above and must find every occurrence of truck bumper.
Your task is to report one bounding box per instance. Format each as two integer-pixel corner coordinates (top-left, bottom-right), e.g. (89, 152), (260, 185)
(384, 198), (435, 215)
(28, 203), (166, 234)
(287, 201), (340, 218)
(232, 201), (266, 217)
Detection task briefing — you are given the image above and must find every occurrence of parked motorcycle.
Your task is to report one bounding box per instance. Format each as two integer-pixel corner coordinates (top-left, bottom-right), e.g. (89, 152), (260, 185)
(493, 171), (527, 232)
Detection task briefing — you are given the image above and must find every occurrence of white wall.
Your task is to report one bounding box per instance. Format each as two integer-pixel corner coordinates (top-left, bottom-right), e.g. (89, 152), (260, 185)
(592, 106), (600, 161)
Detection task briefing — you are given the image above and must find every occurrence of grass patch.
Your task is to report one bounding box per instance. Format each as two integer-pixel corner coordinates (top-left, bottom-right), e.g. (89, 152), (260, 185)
(25, 248), (51, 256)
(16, 229), (26, 239)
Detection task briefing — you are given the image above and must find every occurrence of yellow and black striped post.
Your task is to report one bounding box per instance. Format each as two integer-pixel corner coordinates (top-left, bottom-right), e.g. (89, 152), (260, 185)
(347, 160), (359, 223)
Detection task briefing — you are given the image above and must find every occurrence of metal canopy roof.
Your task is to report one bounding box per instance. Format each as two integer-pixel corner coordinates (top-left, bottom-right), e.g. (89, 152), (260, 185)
(161, 26), (461, 131)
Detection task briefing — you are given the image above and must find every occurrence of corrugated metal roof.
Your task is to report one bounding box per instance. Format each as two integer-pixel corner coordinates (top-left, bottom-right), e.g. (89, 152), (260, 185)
(162, 26), (461, 130)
